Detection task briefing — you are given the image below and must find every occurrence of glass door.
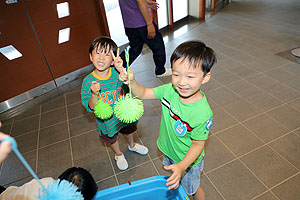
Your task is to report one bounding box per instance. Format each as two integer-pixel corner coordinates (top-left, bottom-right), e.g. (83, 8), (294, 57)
(103, 0), (128, 46)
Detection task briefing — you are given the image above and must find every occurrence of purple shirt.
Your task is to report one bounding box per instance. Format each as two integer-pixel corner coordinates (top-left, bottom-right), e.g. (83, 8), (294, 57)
(118, 0), (152, 28)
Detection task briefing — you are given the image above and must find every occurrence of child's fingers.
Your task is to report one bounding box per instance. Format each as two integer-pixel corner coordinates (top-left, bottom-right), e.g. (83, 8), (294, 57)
(92, 81), (100, 86)
(122, 68), (128, 75)
(117, 48), (119, 58)
(110, 50), (116, 60)
(168, 181), (179, 190)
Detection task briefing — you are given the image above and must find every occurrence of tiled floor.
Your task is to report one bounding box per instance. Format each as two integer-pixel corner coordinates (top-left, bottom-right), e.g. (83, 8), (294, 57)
(1, 0), (300, 199)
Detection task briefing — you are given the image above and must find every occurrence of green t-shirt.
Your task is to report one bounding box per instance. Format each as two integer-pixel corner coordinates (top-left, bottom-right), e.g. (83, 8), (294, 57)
(153, 83), (213, 167)
(81, 67), (134, 137)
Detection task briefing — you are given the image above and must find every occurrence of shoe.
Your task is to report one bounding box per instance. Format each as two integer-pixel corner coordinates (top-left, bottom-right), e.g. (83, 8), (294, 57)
(128, 143), (149, 155)
(156, 68), (172, 77)
(114, 153), (128, 170)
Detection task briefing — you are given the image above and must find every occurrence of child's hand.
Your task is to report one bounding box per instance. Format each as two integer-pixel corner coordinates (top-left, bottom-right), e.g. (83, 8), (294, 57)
(90, 81), (100, 95)
(111, 48), (123, 73)
(0, 122), (12, 164)
(119, 68), (134, 85)
(164, 164), (184, 190)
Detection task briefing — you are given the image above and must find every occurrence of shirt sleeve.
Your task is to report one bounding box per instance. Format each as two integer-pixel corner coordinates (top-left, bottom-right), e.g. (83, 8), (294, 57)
(81, 77), (94, 113)
(190, 116), (213, 141)
(153, 83), (172, 100)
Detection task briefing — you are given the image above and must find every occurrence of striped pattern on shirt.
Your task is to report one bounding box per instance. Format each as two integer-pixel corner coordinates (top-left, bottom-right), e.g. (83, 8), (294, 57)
(81, 67), (132, 137)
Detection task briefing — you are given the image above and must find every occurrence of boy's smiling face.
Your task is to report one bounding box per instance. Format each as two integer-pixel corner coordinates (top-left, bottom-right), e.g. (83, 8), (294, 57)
(89, 45), (113, 76)
(172, 57), (211, 104)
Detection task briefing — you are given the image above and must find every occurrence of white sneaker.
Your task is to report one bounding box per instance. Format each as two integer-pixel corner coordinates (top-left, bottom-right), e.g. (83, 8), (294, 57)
(114, 153), (128, 170)
(156, 68), (172, 77)
(128, 143), (149, 155)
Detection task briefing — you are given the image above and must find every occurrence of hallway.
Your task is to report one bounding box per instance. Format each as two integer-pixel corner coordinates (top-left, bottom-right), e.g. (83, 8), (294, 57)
(0, 0), (299, 199)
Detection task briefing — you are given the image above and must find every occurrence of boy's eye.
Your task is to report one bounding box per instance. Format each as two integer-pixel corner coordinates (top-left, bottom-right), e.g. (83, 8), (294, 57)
(172, 74), (179, 77)
(188, 76), (195, 79)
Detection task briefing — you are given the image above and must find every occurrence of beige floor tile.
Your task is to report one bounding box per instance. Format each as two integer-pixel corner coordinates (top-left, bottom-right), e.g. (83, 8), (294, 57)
(222, 99), (261, 122)
(205, 135), (235, 172)
(271, 174), (300, 200)
(240, 146), (298, 188)
(245, 90), (283, 112)
(207, 160), (266, 199)
(267, 104), (300, 130)
(269, 132), (300, 169)
(243, 114), (289, 143)
(210, 107), (239, 133)
(216, 124), (264, 157)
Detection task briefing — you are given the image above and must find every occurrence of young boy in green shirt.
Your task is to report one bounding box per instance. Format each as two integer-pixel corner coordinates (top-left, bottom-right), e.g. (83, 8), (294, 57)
(119, 40), (216, 199)
(81, 36), (148, 171)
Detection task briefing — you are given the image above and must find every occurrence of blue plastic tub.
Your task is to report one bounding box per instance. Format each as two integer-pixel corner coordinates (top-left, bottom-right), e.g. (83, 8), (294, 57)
(94, 176), (189, 200)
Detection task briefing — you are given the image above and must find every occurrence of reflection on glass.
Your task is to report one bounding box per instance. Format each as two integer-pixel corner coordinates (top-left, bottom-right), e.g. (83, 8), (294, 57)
(156, 0), (168, 28)
(57, 2), (70, 18)
(58, 28), (70, 44)
(173, 25), (188, 38)
(0, 45), (22, 60)
(173, 0), (188, 22)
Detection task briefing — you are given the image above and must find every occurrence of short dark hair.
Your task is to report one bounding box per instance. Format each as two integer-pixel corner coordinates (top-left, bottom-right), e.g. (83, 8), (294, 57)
(58, 167), (98, 200)
(170, 41), (217, 76)
(89, 36), (117, 55)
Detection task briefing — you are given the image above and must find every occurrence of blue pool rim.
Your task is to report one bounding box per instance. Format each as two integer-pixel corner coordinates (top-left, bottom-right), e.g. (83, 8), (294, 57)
(94, 175), (189, 200)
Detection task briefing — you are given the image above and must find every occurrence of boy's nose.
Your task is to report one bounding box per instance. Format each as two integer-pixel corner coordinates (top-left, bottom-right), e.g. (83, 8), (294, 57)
(178, 77), (186, 85)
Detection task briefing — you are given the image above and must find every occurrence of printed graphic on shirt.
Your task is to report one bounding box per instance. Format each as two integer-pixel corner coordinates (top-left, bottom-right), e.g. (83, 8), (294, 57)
(206, 116), (213, 130)
(98, 87), (125, 105)
(162, 98), (193, 131)
(174, 120), (187, 137)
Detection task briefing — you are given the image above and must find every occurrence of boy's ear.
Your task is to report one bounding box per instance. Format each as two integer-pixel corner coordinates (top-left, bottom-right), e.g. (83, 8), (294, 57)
(89, 54), (93, 62)
(202, 72), (211, 84)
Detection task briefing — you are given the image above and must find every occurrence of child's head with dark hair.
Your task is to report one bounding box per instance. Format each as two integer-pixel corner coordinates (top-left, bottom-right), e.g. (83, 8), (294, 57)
(89, 36), (117, 55)
(58, 167), (98, 200)
(170, 41), (217, 102)
(89, 36), (119, 75)
(170, 40), (216, 76)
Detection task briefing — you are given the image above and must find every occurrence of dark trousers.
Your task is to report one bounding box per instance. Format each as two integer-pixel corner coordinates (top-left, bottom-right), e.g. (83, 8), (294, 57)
(120, 22), (166, 75)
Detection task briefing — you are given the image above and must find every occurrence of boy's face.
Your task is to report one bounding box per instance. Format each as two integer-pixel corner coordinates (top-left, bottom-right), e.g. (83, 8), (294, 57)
(89, 45), (113, 74)
(172, 58), (211, 103)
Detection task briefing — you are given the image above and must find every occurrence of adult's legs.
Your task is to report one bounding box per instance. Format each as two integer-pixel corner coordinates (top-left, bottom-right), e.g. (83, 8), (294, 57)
(144, 22), (166, 75)
(120, 27), (144, 68)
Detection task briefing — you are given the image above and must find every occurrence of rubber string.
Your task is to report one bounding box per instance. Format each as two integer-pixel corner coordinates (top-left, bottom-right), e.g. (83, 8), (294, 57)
(124, 47), (131, 96)
(1, 137), (46, 192)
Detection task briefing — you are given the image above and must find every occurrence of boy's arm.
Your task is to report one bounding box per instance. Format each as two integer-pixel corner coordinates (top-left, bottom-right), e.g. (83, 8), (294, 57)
(88, 81), (101, 110)
(119, 68), (157, 100)
(136, 0), (155, 38)
(131, 79), (156, 100)
(164, 140), (205, 190)
(88, 93), (99, 110)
